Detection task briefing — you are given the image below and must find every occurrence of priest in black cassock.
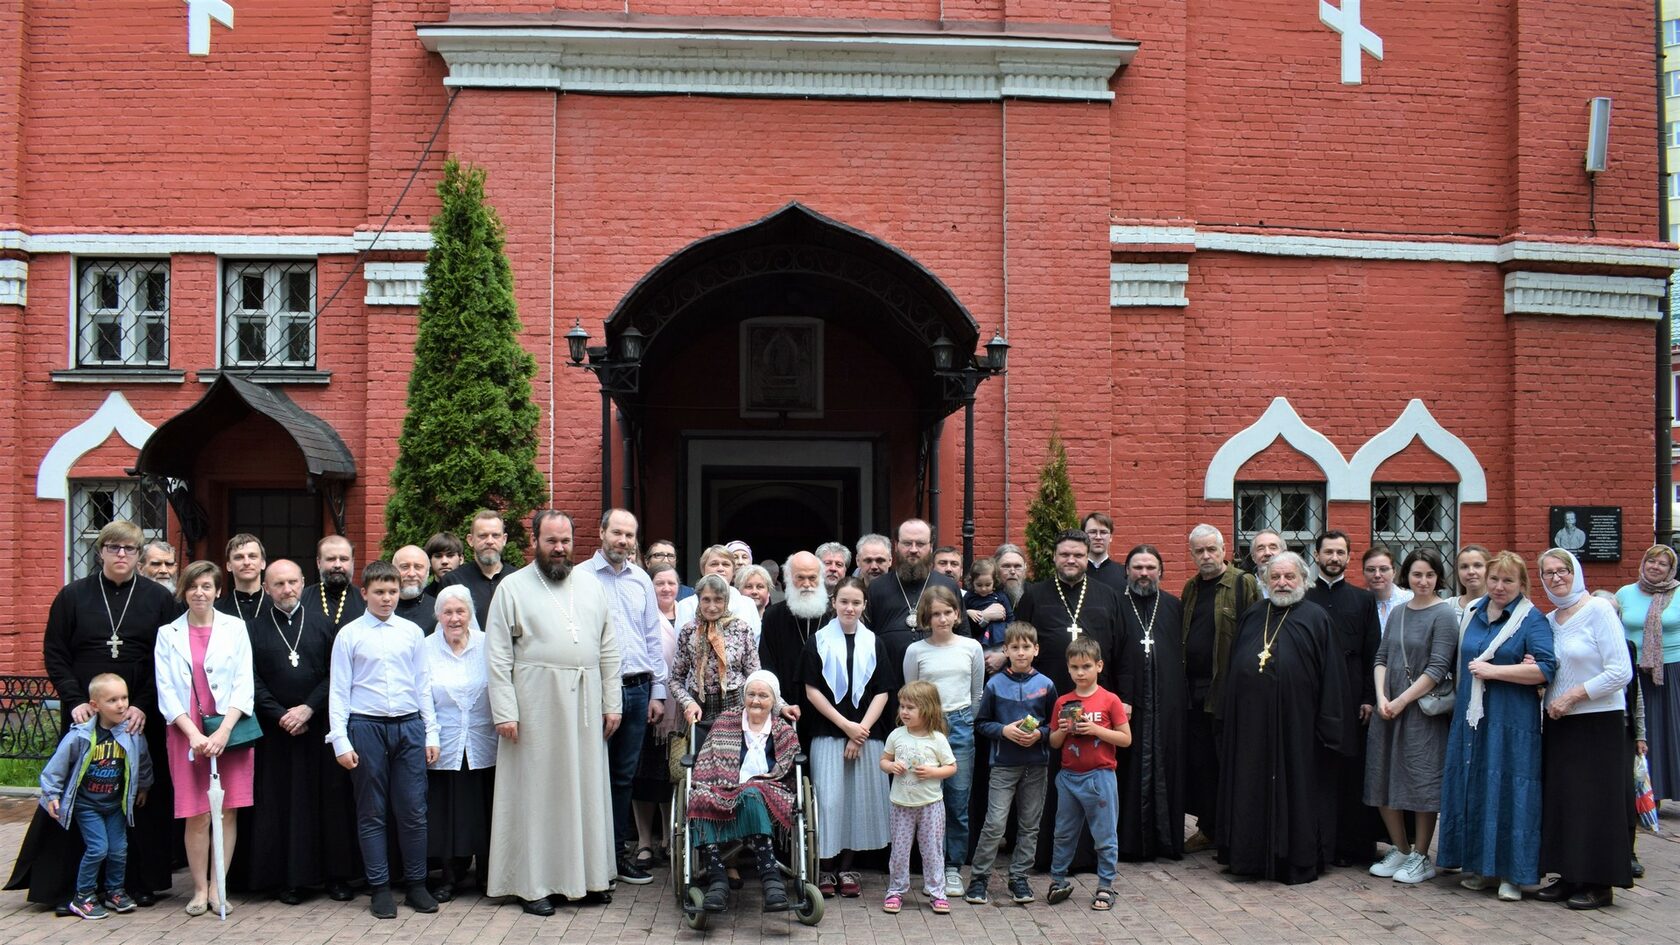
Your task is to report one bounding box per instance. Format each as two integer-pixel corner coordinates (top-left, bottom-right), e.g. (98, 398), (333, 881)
(303, 535), (365, 631)
(758, 552), (830, 746)
(231, 560), (361, 902)
(217, 533), (270, 626)
(1113, 545), (1186, 861)
(1216, 551), (1351, 885)
(1014, 528), (1123, 869)
(864, 519), (966, 666)
(393, 545), (439, 634)
(7, 521), (180, 908)
(1081, 512), (1129, 594)
(1302, 531), (1382, 867)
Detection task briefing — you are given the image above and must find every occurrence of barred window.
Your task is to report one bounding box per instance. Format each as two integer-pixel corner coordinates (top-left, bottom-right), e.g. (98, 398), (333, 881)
(75, 260), (169, 368)
(69, 480), (167, 580)
(1234, 483), (1326, 562)
(223, 261), (316, 368)
(1371, 484), (1459, 595)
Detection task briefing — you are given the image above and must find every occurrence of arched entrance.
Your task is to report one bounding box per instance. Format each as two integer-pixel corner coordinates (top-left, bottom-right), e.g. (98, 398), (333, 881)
(602, 204), (979, 568)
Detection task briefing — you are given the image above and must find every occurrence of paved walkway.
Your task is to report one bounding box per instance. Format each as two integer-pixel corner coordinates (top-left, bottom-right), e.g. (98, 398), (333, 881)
(0, 796), (1675, 944)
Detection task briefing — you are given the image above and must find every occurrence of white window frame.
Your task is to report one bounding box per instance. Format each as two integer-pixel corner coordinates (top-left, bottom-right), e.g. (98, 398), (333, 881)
(73, 259), (170, 368)
(68, 479), (167, 580)
(1668, 175), (1680, 200)
(1668, 122), (1680, 149)
(1666, 18), (1680, 46)
(221, 260), (318, 369)
(1235, 483), (1327, 561)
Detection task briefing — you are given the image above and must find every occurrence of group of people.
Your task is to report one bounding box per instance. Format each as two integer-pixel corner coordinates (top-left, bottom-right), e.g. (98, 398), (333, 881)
(9, 508), (1670, 922)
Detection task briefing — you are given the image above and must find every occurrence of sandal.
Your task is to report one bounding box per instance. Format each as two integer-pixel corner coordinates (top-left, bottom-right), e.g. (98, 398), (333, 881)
(1047, 880), (1073, 904)
(632, 846), (656, 869)
(930, 896), (951, 914)
(882, 894), (902, 914)
(1092, 888), (1116, 912)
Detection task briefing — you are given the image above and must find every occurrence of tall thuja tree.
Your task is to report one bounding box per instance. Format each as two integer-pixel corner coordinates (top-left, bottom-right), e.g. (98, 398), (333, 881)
(384, 157), (546, 563)
(1024, 431), (1078, 581)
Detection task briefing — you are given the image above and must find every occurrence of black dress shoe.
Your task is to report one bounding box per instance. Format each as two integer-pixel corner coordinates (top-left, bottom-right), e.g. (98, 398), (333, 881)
(1632, 857), (1645, 879)
(521, 897), (555, 916)
(431, 882), (455, 903)
(406, 883), (439, 913)
(1536, 879), (1576, 903)
(1566, 887), (1612, 911)
(277, 887), (304, 905)
(327, 881), (355, 902)
(132, 890), (157, 907)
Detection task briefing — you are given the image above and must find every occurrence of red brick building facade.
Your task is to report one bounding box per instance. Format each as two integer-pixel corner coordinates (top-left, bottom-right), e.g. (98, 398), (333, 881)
(1, 1), (1673, 672)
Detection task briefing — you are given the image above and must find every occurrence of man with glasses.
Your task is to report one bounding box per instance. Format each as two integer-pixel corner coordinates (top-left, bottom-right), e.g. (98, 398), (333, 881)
(643, 539), (693, 600)
(1082, 512), (1127, 594)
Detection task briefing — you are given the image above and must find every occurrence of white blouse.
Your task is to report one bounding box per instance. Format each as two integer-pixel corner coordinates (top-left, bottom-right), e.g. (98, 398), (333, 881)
(425, 628), (497, 771)
(1547, 596), (1632, 717)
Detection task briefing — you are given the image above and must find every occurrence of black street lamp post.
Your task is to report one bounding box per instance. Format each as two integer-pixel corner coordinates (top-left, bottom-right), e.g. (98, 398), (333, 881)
(931, 331), (1010, 568)
(565, 320), (644, 515)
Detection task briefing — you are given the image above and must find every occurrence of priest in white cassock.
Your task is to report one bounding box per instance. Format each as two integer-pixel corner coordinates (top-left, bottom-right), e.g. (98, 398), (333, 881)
(485, 510), (622, 916)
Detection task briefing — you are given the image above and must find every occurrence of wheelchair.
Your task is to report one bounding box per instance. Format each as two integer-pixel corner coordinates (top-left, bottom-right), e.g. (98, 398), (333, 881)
(669, 723), (824, 929)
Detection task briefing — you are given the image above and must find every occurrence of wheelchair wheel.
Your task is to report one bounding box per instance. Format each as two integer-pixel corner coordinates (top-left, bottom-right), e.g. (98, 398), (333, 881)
(684, 886), (709, 931)
(795, 882), (824, 926)
(799, 773), (821, 884)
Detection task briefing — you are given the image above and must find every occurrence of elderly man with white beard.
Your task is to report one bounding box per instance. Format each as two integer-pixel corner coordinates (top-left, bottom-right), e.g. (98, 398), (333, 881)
(757, 551), (826, 742)
(392, 545), (438, 635)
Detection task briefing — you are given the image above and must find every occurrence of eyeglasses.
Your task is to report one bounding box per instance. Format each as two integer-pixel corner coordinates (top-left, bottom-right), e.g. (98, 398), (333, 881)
(646, 551), (676, 560)
(102, 544), (139, 556)
(1540, 570), (1571, 581)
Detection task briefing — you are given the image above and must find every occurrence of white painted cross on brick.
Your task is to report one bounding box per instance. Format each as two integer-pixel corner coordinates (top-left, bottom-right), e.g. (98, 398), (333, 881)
(184, 0), (234, 56)
(1319, 0), (1383, 85)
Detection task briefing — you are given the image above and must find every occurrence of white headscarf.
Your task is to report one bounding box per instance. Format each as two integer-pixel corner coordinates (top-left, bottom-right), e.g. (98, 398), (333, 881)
(1540, 548), (1587, 610)
(738, 670), (781, 783)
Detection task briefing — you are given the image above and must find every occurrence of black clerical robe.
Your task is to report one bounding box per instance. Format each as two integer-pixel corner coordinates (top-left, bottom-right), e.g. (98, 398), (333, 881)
(1086, 557), (1129, 595)
(1216, 599), (1351, 884)
(395, 592), (438, 635)
(864, 571), (966, 667)
(1303, 576), (1382, 862)
(437, 562), (506, 629)
(302, 582), (365, 632)
(232, 602), (361, 891)
(1114, 588), (1186, 861)
(217, 586), (270, 625)
(760, 600), (831, 748)
(8, 573), (179, 903)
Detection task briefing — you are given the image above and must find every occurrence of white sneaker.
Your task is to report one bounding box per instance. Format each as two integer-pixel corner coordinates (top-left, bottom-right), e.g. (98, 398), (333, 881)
(1369, 849), (1408, 878)
(1394, 852), (1436, 884)
(1459, 873), (1494, 891)
(944, 867), (964, 897)
(1497, 880), (1522, 902)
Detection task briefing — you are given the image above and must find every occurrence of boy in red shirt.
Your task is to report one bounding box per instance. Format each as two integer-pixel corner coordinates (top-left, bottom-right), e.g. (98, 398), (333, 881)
(1046, 637), (1131, 911)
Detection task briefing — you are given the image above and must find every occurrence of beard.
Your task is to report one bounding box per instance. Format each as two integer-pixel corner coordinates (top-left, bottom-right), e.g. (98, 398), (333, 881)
(323, 569), (350, 590)
(400, 583), (423, 601)
(1128, 577), (1158, 597)
(1004, 580), (1024, 606)
(536, 547), (573, 582)
(1271, 584), (1307, 607)
(603, 545), (627, 565)
(476, 548), (501, 568)
(895, 557), (930, 583)
(1318, 560), (1344, 579)
(149, 575), (175, 593)
(786, 584), (830, 620)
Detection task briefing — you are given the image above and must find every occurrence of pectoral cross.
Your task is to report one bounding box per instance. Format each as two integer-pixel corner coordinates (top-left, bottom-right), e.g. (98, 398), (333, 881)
(108, 632), (122, 659)
(1258, 645), (1272, 673)
(288, 651), (300, 668)
(1069, 623), (1082, 640)
(1141, 634), (1154, 657)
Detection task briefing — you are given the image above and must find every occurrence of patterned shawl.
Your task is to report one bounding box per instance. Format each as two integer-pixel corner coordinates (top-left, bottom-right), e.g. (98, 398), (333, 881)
(686, 707), (799, 829)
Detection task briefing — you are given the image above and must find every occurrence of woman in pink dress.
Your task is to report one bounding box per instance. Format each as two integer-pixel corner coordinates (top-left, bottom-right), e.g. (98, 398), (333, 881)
(154, 561), (256, 916)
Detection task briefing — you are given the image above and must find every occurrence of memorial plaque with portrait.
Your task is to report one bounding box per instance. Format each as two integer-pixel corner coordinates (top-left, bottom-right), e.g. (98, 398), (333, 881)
(1548, 506), (1621, 563)
(740, 317), (823, 418)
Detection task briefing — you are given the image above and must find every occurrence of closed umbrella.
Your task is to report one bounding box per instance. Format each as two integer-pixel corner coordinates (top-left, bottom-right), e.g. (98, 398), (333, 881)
(208, 756), (228, 920)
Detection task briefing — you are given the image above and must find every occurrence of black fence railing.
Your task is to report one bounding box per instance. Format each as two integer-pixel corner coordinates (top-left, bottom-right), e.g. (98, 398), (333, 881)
(0, 675), (61, 760)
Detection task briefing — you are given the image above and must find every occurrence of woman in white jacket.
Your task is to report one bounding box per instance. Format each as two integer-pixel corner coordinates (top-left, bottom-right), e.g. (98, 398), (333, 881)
(154, 560), (255, 916)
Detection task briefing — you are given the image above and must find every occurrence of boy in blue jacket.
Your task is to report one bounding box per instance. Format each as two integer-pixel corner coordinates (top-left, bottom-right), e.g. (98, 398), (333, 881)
(39, 672), (153, 920)
(964, 622), (1057, 905)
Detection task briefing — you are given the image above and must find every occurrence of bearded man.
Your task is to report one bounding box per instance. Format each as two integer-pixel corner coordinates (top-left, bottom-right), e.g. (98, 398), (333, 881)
(757, 551), (827, 742)
(392, 545), (438, 635)
(864, 519), (966, 666)
(304, 535), (365, 629)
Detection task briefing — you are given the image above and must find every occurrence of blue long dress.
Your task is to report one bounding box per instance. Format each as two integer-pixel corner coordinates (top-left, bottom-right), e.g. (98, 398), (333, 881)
(1437, 595), (1556, 885)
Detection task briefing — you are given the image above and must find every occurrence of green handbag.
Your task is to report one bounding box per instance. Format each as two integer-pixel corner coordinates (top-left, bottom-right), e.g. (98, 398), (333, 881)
(202, 711), (263, 748)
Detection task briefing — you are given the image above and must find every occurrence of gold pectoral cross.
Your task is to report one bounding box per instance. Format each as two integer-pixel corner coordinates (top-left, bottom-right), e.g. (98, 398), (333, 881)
(1258, 645), (1272, 673)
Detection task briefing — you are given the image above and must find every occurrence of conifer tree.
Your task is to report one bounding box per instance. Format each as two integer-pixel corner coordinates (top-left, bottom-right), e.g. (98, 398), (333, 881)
(383, 158), (546, 563)
(1024, 432), (1079, 581)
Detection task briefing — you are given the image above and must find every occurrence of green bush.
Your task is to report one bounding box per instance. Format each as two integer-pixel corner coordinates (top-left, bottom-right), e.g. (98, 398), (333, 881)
(1024, 432), (1078, 581)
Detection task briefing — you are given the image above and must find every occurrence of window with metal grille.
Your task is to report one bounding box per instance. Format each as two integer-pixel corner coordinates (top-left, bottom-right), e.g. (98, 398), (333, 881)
(222, 260), (316, 368)
(1371, 484), (1459, 595)
(1234, 483), (1327, 562)
(75, 260), (169, 368)
(69, 480), (167, 580)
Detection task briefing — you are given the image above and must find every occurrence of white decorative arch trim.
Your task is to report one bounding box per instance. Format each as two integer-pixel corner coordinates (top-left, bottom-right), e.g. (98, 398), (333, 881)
(1346, 399), (1487, 503)
(36, 392), (155, 500)
(1203, 397), (1353, 501)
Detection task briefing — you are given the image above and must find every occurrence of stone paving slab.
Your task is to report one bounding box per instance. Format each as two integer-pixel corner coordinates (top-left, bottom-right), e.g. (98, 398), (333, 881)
(0, 797), (1674, 944)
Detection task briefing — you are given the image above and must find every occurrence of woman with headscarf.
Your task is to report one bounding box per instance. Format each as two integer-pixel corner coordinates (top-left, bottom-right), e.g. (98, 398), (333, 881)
(1531, 549), (1634, 909)
(423, 585), (496, 901)
(675, 545), (762, 637)
(1616, 544), (1680, 801)
(685, 670), (801, 914)
(671, 574), (761, 736)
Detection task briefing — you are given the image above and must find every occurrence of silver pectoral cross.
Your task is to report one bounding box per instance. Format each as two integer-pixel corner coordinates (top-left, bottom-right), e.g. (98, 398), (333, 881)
(1069, 623), (1082, 639)
(1141, 634), (1154, 656)
(288, 651), (300, 668)
(108, 632), (122, 659)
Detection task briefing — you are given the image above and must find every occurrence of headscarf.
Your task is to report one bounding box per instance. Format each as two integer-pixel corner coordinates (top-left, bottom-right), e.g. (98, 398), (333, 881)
(815, 616), (877, 709)
(1541, 548), (1587, 610)
(738, 670), (782, 783)
(1637, 545), (1680, 684)
(725, 540), (753, 562)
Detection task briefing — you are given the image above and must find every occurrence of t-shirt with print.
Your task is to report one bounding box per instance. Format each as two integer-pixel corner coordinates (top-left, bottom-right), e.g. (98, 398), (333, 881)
(77, 724), (127, 812)
(883, 726), (956, 808)
(1051, 686), (1127, 773)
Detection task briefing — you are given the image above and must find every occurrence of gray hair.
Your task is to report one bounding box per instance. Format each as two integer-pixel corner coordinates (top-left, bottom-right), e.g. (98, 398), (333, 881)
(734, 564), (771, 591)
(142, 539), (176, 558)
(694, 573), (732, 598)
(1262, 551), (1309, 583)
(855, 533), (891, 557)
(994, 542), (1025, 561)
(433, 584), (481, 631)
(814, 541), (852, 567)
(1187, 524), (1224, 548)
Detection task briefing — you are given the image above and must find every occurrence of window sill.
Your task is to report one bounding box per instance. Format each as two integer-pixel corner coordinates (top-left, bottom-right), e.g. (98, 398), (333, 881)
(196, 369), (332, 385)
(50, 369), (186, 384)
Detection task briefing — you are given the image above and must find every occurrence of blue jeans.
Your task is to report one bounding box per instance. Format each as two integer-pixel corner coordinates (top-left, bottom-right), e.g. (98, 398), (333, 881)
(348, 714), (429, 886)
(1052, 768), (1119, 887)
(73, 801), (127, 894)
(608, 677), (652, 851)
(942, 706), (976, 866)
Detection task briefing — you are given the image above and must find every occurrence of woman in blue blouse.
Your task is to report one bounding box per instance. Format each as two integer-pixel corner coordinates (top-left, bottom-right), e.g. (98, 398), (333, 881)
(1616, 545), (1680, 801)
(1437, 550), (1556, 903)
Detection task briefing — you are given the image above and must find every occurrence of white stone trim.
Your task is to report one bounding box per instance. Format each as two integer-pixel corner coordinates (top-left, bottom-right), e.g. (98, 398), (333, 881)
(1346, 399), (1487, 503)
(364, 261), (427, 306)
(0, 259), (25, 306)
(0, 230), (355, 256)
(1109, 225), (1680, 270)
(36, 392), (155, 501)
(1503, 271), (1668, 320)
(1204, 398), (1354, 501)
(354, 230), (434, 252)
(417, 25), (1136, 102)
(1110, 262), (1188, 307)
